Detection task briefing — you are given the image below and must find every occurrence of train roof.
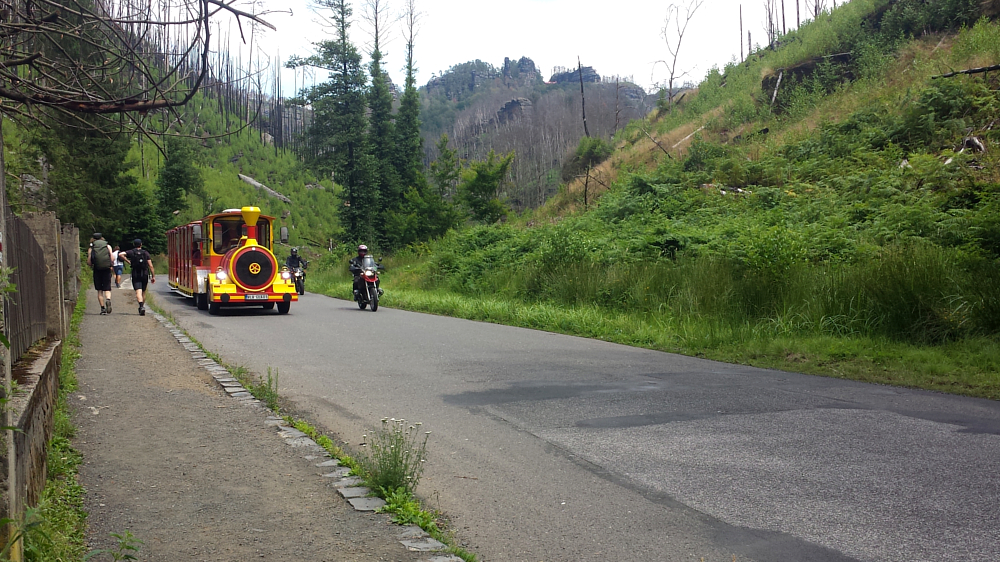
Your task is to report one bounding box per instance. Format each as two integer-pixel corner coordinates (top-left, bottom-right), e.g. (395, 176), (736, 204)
(165, 209), (276, 234)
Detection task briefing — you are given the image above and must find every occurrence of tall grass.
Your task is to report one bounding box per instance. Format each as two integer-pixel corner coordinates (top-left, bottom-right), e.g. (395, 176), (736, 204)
(405, 242), (998, 345)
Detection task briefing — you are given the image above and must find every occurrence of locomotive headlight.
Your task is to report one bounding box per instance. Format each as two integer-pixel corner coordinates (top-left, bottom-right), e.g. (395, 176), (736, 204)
(281, 271), (291, 279)
(216, 269), (228, 282)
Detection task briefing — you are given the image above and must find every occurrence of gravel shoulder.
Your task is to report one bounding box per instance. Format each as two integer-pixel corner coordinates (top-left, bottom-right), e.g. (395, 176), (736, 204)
(73, 284), (430, 561)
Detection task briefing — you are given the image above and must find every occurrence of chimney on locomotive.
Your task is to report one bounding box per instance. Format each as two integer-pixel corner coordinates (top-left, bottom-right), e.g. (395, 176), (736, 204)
(241, 206), (261, 243)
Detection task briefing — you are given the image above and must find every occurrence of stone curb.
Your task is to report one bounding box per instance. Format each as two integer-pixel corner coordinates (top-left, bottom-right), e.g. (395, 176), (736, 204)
(150, 312), (459, 561)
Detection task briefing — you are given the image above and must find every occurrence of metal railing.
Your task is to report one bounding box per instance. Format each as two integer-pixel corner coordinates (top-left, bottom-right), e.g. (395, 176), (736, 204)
(5, 206), (47, 361)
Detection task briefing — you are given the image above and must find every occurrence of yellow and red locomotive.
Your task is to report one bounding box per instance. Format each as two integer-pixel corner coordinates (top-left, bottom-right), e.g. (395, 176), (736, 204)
(167, 206), (298, 314)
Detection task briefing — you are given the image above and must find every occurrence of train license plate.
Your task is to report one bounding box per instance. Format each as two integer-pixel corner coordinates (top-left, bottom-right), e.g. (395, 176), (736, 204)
(244, 293), (269, 301)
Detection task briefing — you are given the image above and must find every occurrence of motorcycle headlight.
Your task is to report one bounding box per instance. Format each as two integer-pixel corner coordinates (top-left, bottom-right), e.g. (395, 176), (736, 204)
(364, 269), (374, 277)
(281, 271), (291, 279)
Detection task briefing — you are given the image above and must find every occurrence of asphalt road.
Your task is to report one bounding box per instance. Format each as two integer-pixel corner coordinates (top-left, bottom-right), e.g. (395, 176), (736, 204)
(151, 282), (1000, 562)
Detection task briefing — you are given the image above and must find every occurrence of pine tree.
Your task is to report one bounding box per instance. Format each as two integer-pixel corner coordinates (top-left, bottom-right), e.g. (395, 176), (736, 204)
(458, 150), (514, 224)
(38, 119), (166, 253)
(429, 133), (462, 198)
(367, 47), (401, 247)
(291, 0), (374, 243)
(393, 6), (424, 192)
(156, 136), (205, 225)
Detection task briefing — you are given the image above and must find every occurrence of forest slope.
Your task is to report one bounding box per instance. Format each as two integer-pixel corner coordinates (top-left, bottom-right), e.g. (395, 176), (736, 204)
(315, 1), (1000, 398)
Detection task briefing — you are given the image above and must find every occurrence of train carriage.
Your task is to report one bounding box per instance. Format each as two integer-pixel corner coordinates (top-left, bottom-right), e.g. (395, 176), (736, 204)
(167, 206), (298, 314)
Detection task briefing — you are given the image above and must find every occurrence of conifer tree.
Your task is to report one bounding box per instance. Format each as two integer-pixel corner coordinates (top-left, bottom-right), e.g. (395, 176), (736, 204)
(157, 137), (205, 225)
(384, 0), (461, 246)
(290, 0), (375, 243)
(429, 133), (462, 198)
(393, 0), (425, 191)
(458, 150), (514, 224)
(365, 11), (401, 246)
(39, 120), (165, 252)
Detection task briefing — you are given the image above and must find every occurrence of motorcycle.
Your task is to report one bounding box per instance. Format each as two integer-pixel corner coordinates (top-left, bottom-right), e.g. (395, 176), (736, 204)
(352, 255), (383, 311)
(291, 266), (306, 295)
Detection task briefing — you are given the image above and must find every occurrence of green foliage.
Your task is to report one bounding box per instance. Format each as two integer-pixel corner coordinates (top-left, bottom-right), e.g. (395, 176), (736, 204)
(291, 0), (373, 244)
(952, 17), (1000, 61)
(239, 367), (280, 412)
(880, 0), (982, 38)
(378, 487), (440, 532)
(156, 136), (205, 225)
(458, 150), (514, 224)
(356, 418), (429, 495)
(401, 44), (1000, 345)
(368, 50), (401, 247)
(429, 134), (462, 197)
(36, 120), (165, 252)
(14, 297), (89, 561)
(561, 136), (612, 182)
(83, 531), (142, 561)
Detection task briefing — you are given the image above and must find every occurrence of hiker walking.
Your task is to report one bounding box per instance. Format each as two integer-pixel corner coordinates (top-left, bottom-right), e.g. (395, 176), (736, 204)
(112, 245), (124, 288)
(88, 233), (114, 315)
(120, 238), (156, 316)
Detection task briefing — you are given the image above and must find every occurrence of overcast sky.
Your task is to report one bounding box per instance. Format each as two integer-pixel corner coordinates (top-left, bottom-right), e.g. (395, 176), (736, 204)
(232, 0), (809, 96)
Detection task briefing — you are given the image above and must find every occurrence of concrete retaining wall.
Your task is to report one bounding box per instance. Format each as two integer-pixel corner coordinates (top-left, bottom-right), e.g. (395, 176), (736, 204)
(0, 340), (62, 540)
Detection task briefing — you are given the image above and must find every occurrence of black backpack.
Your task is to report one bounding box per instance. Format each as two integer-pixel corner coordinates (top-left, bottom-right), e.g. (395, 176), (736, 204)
(130, 249), (149, 275)
(92, 240), (112, 269)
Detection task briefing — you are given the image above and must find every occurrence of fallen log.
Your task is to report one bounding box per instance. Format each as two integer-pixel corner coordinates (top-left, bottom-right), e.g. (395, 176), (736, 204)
(237, 174), (291, 204)
(932, 64), (1000, 79)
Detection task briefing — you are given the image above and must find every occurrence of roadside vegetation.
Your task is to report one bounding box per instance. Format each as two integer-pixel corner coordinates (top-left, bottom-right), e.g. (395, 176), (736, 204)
(148, 303), (476, 561)
(308, 9), (1000, 400)
(1, 292), (89, 560)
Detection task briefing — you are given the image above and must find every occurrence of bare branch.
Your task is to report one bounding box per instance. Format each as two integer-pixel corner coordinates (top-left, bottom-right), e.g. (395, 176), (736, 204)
(653, 0), (703, 112)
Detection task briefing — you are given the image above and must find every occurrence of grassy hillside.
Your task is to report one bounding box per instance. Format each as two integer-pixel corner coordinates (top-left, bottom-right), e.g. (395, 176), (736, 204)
(314, 5), (1000, 398)
(128, 93), (343, 251)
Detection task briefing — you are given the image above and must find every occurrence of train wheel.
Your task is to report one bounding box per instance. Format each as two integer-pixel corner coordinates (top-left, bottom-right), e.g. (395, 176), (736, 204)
(196, 293), (208, 311)
(277, 302), (290, 314)
(263, 302), (275, 310)
(208, 287), (220, 315)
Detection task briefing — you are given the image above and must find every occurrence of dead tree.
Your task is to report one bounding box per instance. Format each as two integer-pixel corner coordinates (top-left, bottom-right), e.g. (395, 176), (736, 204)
(614, 75), (621, 138)
(578, 56), (589, 137)
(763, 0), (779, 46)
(0, 0), (276, 130)
(654, 0), (704, 112)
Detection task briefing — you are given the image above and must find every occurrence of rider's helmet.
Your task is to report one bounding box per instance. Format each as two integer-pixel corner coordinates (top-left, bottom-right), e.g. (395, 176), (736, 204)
(357, 244), (368, 257)
(291, 247), (298, 256)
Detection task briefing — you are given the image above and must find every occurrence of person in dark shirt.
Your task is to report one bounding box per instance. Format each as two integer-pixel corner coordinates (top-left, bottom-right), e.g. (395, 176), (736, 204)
(349, 244), (378, 297)
(120, 239), (156, 316)
(285, 247), (308, 269)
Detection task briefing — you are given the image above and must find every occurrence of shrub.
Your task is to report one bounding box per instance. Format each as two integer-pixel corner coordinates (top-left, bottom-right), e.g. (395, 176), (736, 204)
(356, 418), (429, 495)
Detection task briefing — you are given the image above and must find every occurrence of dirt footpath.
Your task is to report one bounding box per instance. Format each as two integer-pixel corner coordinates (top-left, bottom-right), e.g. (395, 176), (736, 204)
(74, 284), (433, 561)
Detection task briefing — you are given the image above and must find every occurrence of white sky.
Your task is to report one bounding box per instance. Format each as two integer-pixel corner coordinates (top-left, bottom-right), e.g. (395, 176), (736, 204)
(233, 0), (812, 95)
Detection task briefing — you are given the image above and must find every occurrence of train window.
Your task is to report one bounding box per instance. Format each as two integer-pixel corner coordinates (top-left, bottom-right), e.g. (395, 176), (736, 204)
(212, 217), (271, 253)
(256, 220), (271, 249)
(213, 218), (242, 253)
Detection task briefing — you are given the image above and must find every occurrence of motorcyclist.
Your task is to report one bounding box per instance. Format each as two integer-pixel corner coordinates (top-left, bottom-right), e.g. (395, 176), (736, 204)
(349, 244), (376, 297)
(285, 247), (308, 270)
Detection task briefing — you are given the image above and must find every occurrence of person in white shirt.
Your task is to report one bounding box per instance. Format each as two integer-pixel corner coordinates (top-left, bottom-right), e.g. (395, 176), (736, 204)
(112, 245), (124, 288)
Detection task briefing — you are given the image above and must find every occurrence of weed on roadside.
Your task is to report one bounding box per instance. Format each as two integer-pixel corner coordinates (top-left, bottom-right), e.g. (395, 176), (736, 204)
(144, 305), (478, 561)
(83, 531), (142, 561)
(357, 418), (429, 495)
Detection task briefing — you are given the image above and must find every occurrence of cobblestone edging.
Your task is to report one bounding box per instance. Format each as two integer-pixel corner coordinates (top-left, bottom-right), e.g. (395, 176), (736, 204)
(150, 313), (462, 562)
